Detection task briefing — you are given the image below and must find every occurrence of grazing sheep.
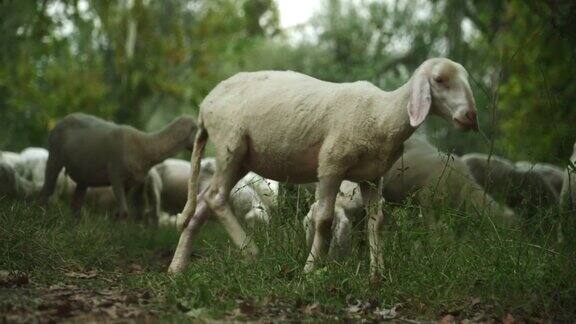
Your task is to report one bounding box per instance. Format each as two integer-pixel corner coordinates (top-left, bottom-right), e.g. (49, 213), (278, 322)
(170, 58), (479, 277)
(155, 157), (278, 227)
(560, 142), (576, 211)
(303, 180), (359, 258)
(383, 138), (516, 223)
(0, 151), (21, 168)
(40, 113), (196, 218)
(16, 147), (49, 185)
(154, 158), (216, 215)
(304, 137), (516, 257)
(0, 148), (73, 199)
(515, 161), (564, 198)
(0, 160), (37, 199)
(232, 171), (279, 227)
(462, 153), (558, 211)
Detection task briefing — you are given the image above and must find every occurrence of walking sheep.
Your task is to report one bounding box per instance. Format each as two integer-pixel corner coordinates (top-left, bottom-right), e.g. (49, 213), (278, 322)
(39, 113), (197, 218)
(170, 58), (479, 278)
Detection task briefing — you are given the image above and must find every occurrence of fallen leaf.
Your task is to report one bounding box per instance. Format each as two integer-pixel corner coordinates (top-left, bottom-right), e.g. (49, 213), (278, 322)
(374, 303), (400, 319)
(471, 297), (481, 307)
(186, 307), (209, 318)
(502, 313), (516, 324)
(64, 270), (98, 279)
(440, 314), (456, 324)
(302, 302), (320, 315)
(0, 270), (29, 287)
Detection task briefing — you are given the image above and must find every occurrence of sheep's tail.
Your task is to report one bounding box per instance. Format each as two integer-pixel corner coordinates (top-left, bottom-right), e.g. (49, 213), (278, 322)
(178, 120), (208, 231)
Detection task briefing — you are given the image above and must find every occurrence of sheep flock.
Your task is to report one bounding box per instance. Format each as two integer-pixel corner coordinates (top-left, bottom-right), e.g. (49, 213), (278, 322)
(0, 58), (573, 280)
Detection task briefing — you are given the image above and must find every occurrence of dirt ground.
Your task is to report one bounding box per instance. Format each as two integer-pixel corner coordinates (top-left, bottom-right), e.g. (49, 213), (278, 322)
(1, 269), (539, 323)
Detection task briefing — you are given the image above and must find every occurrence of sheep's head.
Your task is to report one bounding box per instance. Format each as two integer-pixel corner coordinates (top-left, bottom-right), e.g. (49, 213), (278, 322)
(408, 58), (478, 131)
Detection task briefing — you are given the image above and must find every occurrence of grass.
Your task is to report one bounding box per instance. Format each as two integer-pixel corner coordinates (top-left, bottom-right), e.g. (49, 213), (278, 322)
(0, 192), (575, 321)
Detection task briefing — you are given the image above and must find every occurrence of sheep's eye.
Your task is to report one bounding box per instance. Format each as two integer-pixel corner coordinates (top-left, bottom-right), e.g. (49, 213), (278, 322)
(433, 75), (445, 84)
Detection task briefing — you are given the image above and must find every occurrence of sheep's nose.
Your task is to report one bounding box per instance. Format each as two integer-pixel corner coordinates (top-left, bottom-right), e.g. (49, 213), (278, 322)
(466, 110), (477, 122)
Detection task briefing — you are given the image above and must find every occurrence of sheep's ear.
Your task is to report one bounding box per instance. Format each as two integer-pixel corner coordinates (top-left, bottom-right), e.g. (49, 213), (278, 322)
(408, 72), (432, 127)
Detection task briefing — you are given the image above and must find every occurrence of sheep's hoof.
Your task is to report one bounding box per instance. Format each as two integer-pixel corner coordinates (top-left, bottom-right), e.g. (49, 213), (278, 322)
(303, 262), (315, 274)
(167, 263), (185, 276)
(369, 275), (382, 285)
(115, 211), (129, 220)
(369, 270), (384, 284)
(241, 244), (259, 260)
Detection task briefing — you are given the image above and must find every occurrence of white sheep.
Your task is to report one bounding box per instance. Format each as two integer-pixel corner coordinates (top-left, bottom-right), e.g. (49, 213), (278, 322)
(515, 161), (564, 198)
(303, 180), (360, 259)
(560, 142), (576, 211)
(154, 158), (216, 215)
(303, 137), (517, 257)
(39, 113), (196, 218)
(462, 153), (558, 211)
(155, 157), (278, 227)
(0, 160), (36, 198)
(232, 170), (279, 227)
(0, 148), (58, 199)
(170, 58), (479, 277)
(18, 147), (50, 183)
(0, 151), (21, 168)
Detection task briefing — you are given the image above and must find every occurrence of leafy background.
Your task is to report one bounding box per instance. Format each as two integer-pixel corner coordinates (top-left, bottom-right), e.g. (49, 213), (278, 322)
(1, 0), (575, 164)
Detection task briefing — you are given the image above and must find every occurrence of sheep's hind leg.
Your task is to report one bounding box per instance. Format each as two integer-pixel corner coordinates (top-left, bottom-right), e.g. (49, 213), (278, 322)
(168, 187), (211, 274)
(71, 184), (87, 217)
(39, 153), (64, 203)
(304, 175), (342, 273)
(205, 145), (258, 257)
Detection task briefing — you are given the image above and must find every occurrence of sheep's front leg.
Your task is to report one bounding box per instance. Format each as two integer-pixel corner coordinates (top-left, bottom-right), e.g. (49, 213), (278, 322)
(360, 180), (385, 279)
(110, 176), (129, 219)
(304, 176), (341, 273)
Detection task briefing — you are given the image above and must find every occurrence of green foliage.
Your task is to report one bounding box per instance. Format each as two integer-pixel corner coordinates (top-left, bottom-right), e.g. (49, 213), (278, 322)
(0, 0), (279, 150)
(1, 0), (574, 163)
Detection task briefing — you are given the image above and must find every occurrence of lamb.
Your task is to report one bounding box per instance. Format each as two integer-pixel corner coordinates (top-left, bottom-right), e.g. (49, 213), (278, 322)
(39, 113), (197, 218)
(155, 157), (278, 227)
(169, 58), (479, 277)
(303, 137), (517, 257)
(462, 153), (558, 211)
(560, 142), (576, 211)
